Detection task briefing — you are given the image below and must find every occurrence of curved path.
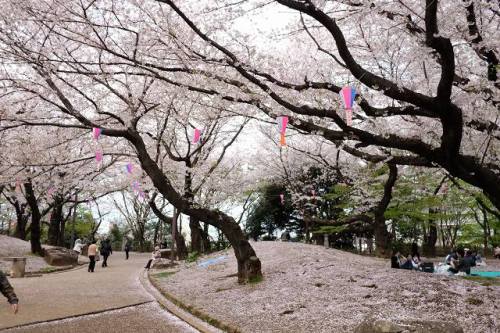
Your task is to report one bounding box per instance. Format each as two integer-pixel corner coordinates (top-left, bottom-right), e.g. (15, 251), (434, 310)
(0, 252), (198, 333)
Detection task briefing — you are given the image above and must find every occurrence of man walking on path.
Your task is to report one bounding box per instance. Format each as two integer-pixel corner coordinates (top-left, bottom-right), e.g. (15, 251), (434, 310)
(0, 270), (19, 314)
(101, 238), (113, 267)
(124, 239), (132, 260)
(88, 240), (97, 273)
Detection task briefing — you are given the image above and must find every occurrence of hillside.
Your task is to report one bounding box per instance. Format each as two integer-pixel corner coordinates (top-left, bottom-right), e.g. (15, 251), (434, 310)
(0, 235), (53, 273)
(151, 241), (500, 333)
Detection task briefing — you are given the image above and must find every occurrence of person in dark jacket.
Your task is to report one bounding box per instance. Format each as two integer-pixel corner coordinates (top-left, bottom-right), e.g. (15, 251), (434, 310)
(0, 271), (19, 314)
(124, 239), (132, 260)
(100, 239), (113, 268)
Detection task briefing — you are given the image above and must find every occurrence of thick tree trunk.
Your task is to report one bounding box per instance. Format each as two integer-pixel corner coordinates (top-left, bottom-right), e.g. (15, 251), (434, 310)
(176, 233), (188, 260)
(190, 217), (203, 253)
(373, 164), (398, 257)
(48, 195), (63, 246)
(202, 223), (211, 253)
(24, 181), (43, 256)
(132, 132), (262, 283)
(423, 217), (438, 257)
(14, 210), (29, 240)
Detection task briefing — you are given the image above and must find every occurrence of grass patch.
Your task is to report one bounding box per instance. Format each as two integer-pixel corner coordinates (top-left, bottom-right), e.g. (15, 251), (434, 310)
(39, 267), (59, 273)
(462, 276), (500, 286)
(186, 251), (200, 263)
(153, 271), (177, 279)
(248, 275), (264, 284)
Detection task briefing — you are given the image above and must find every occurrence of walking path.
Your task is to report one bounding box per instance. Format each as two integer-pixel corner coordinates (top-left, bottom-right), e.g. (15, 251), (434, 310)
(0, 252), (198, 333)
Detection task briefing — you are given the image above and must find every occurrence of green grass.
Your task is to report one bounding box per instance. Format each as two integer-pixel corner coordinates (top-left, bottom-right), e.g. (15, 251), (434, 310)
(152, 271), (177, 279)
(463, 276), (500, 286)
(186, 251), (200, 263)
(248, 275), (264, 284)
(39, 267), (59, 273)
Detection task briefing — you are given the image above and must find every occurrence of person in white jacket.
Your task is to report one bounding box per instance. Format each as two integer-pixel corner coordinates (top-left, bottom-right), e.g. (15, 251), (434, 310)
(144, 246), (162, 270)
(73, 239), (84, 254)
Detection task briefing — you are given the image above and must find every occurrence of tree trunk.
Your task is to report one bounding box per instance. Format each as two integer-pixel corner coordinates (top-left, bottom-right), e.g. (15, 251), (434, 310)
(202, 222), (211, 253)
(48, 195), (63, 246)
(132, 131), (262, 283)
(373, 164), (398, 257)
(23, 181), (43, 256)
(190, 217), (203, 253)
(423, 217), (438, 257)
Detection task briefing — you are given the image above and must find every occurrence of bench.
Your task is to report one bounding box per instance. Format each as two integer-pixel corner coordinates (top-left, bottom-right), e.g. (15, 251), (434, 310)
(3, 257), (27, 278)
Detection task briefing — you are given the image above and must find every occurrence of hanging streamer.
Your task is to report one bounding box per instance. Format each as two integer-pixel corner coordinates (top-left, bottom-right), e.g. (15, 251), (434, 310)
(192, 128), (201, 144)
(95, 150), (103, 163)
(280, 193), (285, 205)
(339, 86), (356, 126)
(126, 163), (133, 174)
(277, 116), (288, 146)
(92, 127), (102, 140)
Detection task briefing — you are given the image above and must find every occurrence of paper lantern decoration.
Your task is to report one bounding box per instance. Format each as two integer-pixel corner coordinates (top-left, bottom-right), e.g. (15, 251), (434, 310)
(277, 116), (288, 146)
(280, 193), (285, 205)
(192, 129), (201, 144)
(126, 163), (133, 174)
(95, 150), (103, 163)
(339, 86), (356, 126)
(92, 127), (102, 140)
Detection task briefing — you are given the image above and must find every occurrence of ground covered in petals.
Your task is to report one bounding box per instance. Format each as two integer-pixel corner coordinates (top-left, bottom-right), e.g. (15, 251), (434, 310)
(152, 241), (500, 333)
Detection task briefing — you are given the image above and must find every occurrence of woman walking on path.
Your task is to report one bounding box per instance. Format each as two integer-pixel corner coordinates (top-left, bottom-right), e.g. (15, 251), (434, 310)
(0, 270), (18, 314)
(101, 239), (113, 267)
(88, 240), (97, 273)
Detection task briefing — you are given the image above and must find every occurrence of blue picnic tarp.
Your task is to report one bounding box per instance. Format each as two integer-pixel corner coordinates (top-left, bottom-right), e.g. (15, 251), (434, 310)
(470, 271), (500, 278)
(198, 255), (227, 268)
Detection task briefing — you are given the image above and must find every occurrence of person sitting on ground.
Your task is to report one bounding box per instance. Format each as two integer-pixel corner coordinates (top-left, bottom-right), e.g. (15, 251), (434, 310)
(399, 254), (414, 270)
(391, 251), (401, 269)
(494, 246), (500, 259)
(411, 242), (421, 262)
(461, 250), (475, 275)
(473, 251), (484, 266)
(0, 270), (19, 314)
(445, 250), (458, 265)
(144, 246), (162, 270)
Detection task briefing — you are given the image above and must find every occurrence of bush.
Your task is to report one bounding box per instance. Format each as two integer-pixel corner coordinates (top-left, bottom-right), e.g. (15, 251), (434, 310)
(186, 251), (200, 263)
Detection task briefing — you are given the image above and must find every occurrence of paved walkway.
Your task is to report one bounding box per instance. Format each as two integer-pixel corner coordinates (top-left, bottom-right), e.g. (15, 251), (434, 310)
(0, 252), (197, 333)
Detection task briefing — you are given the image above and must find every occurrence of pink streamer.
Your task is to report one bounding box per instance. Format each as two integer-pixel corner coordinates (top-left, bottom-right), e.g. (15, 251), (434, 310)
(92, 127), (102, 140)
(126, 163), (133, 174)
(95, 150), (103, 162)
(192, 129), (201, 144)
(280, 193), (285, 205)
(277, 116), (289, 134)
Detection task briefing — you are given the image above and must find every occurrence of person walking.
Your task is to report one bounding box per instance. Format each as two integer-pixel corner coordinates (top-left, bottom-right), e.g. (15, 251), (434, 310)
(0, 270), (19, 314)
(101, 238), (112, 268)
(124, 239), (132, 260)
(88, 240), (97, 273)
